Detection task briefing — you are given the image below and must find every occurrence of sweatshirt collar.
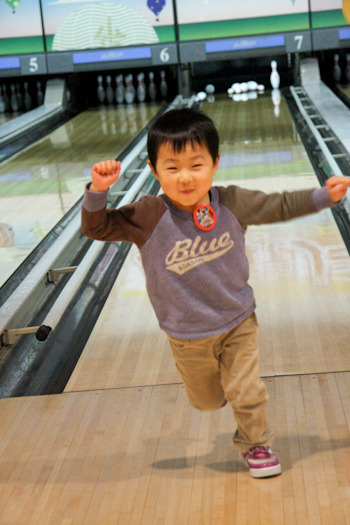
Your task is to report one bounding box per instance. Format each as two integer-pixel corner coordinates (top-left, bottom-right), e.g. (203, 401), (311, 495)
(161, 187), (219, 220)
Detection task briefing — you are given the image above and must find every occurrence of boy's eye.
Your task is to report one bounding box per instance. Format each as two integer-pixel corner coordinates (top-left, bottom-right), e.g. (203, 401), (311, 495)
(193, 164), (203, 168)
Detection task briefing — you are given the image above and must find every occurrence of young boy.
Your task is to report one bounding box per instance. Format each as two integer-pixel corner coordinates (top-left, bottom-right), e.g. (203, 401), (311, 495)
(81, 108), (350, 478)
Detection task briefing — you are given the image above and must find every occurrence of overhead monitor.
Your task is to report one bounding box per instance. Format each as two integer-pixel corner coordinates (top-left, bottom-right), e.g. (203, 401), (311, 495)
(310, 0), (350, 49)
(41, 0), (176, 51)
(40, 0), (177, 73)
(0, 0), (45, 56)
(176, 0), (312, 62)
(310, 0), (349, 28)
(176, 0), (310, 42)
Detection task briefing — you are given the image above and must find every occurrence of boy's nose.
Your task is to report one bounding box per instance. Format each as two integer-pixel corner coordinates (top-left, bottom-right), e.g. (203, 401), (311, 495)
(179, 170), (192, 183)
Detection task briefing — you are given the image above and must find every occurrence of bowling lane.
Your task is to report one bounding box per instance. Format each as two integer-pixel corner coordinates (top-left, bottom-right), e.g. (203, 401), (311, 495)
(66, 91), (350, 394)
(339, 84), (350, 98)
(0, 102), (162, 287)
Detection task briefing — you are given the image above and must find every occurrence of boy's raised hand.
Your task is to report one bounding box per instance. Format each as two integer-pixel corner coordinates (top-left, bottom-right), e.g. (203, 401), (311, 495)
(326, 175), (350, 202)
(90, 160), (121, 192)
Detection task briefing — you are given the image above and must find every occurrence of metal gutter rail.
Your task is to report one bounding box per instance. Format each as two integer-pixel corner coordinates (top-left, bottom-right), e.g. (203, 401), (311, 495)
(290, 86), (345, 178)
(36, 163), (152, 341)
(288, 85), (350, 257)
(290, 86), (350, 220)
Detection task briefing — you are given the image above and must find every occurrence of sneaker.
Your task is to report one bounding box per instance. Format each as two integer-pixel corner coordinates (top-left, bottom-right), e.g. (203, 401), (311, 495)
(242, 446), (282, 478)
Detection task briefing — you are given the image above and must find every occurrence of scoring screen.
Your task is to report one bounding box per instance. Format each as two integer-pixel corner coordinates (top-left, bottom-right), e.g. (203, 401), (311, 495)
(41, 0), (176, 52)
(175, 0), (310, 42)
(0, 0), (45, 56)
(310, 0), (350, 28)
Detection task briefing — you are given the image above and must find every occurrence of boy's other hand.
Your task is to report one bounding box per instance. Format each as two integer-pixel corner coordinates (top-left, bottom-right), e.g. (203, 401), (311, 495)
(90, 160), (121, 192)
(326, 175), (350, 202)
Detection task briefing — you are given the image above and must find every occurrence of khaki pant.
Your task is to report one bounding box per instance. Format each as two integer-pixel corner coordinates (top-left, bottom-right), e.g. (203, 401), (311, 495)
(167, 313), (274, 453)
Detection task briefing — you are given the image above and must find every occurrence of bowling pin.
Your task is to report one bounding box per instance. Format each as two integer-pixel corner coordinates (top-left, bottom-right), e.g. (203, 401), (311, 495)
(136, 72), (146, 103)
(271, 88), (281, 117)
(97, 75), (105, 104)
(232, 82), (241, 94)
(23, 82), (32, 111)
(333, 54), (342, 83)
(105, 75), (114, 104)
(0, 86), (5, 113)
(36, 81), (44, 106)
(195, 91), (207, 102)
(2, 84), (10, 112)
(16, 83), (23, 111)
(205, 84), (215, 94)
(124, 74), (135, 104)
(247, 80), (258, 91)
(160, 70), (168, 99)
(345, 54), (350, 84)
(10, 84), (19, 112)
(148, 71), (157, 101)
(115, 74), (125, 104)
(270, 60), (280, 89)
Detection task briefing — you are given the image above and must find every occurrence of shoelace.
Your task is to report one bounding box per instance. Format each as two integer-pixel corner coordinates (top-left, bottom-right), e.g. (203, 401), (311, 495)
(247, 446), (270, 458)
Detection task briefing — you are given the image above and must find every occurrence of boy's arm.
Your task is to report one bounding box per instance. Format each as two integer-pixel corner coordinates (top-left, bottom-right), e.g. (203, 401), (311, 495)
(82, 159), (130, 242)
(81, 160), (166, 248)
(218, 176), (350, 228)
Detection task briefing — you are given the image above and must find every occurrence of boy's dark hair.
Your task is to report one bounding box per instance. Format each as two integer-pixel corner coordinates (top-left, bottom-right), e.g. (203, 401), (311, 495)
(147, 108), (219, 169)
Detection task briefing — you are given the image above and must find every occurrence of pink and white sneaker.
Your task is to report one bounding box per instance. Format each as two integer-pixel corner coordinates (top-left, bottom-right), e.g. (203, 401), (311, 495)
(242, 446), (282, 478)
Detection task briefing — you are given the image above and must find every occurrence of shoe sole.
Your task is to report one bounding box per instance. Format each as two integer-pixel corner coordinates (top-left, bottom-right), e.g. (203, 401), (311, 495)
(245, 462), (282, 478)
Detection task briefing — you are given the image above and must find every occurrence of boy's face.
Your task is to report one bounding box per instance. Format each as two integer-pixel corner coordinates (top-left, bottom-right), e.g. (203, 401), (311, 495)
(148, 141), (220, 213)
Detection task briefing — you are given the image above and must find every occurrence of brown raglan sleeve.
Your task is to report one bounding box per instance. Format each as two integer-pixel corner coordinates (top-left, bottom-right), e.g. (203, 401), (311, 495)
(217, 185), (331, 228)
(81, 187), (167, 249)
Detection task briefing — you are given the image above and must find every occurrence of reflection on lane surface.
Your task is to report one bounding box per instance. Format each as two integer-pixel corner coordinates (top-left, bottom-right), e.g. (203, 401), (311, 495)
(205, 92), (313, 188)
(0, 103), (161, 287)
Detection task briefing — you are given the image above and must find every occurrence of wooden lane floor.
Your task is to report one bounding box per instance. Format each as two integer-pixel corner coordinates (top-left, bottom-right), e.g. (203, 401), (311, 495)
(340, 85), (350, 97)
(0, 102), (162, 287)
(1, 92), (350, 524)
(1, 374), (350, 524)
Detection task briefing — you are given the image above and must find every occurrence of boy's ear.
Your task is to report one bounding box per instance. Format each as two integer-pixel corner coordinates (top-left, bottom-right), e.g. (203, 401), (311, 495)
(213, 153), (220, 174)
(147, 160), (159, 179)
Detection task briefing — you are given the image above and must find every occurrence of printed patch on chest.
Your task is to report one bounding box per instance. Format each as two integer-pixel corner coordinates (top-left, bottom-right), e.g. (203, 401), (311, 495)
(165, 233), (234, 275)
(193, 204), (216, 231)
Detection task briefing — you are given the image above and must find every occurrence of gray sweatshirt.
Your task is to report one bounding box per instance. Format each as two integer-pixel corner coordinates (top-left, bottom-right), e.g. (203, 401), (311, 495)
(82, 184), (335, 339)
